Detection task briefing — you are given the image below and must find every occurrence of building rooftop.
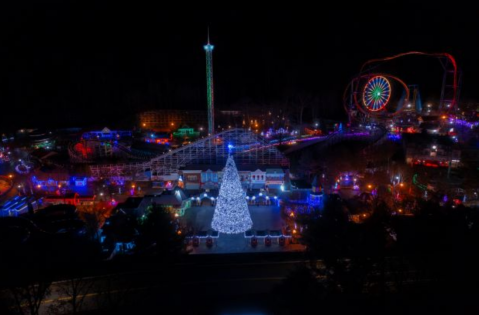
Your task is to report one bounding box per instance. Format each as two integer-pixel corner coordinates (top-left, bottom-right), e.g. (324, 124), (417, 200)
(33, 167), (70, 181)
(403, 133), (455, 147)
(121, 197), (144, 209)
(43, 193), (85, 200)
(113, 197), (145, 216)
(290, 180), (311, 190)
(266, 168), (284, 174)
(182, 164), (285, 172)
(145, 188), (190, 206)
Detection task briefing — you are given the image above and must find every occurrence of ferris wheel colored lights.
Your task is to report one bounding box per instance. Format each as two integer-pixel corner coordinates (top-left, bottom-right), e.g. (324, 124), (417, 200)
(363, 76), (391, 111)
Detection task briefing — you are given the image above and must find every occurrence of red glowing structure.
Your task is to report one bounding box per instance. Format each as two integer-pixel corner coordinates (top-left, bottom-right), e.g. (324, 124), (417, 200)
(360, 52), (459, 112)
(145, 132), (172, 145)
(344, 51), (460, 121)
(73, 142), (93, 159)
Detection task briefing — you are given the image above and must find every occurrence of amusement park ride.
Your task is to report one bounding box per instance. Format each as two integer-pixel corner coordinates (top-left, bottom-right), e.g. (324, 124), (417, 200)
(344, 52), (461, 124)
(84, 52), (462, 182)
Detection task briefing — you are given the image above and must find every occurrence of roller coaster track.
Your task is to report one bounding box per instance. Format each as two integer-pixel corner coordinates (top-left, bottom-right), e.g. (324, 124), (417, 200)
(412, 174), (428, 191)
(89, 128), (384, 181)
(69, 141), (157, 164)
(90, 129), (288, 180)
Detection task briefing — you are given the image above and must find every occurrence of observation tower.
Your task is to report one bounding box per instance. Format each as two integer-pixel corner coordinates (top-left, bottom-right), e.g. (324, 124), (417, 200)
(204, 30), (215, 135)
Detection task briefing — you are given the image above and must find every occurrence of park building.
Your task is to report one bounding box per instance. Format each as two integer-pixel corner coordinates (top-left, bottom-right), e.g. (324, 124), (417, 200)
(180, 165), (286, 191)
(139, 110), (207, 132)
(403, 134), (461, 168)
(283, 175), (325, 216)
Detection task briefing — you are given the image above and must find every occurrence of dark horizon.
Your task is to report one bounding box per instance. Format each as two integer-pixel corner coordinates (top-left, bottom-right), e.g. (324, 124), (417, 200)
(1, 4), (478, 131)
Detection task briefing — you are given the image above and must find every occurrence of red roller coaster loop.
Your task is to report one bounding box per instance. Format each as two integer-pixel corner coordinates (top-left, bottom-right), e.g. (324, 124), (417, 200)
(344, 51), (459, 120)
(360, 51), (458, 111)
(346, 73), (410, 118)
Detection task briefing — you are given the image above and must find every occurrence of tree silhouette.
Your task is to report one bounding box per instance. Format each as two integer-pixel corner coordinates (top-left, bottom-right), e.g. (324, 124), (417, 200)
(271, 265), (327, 314)
(9, 273), (52, 315)
(136, 203), (185, 258)
(48, 272), (95, 315)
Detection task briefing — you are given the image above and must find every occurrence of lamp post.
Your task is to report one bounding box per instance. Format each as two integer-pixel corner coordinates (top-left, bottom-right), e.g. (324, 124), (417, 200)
(17, 184), (25, 195)
(387, 156), (390, 174)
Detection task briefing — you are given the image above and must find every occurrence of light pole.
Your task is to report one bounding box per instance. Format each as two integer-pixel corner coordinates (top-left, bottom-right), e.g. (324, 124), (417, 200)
(387, 156), (390, 175)
(17, 184), (25, 195)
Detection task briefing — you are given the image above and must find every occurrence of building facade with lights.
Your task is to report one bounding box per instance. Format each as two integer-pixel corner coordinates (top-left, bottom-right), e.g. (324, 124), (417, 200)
(180, 165), (285, 191)
(138, 110), (207, 132)
(32, 169), (71, 187)
(283, 177), (324, 216)
(403, 134), (461, 168)
(140, 188), (191, 217)
(172, 127), (200, 140)
(144, 132), (172, 145)
(42, 193), (95, 207)
(82, 127), (132, 141)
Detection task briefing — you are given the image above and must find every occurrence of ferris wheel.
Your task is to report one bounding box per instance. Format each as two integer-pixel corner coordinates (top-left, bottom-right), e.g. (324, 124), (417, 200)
(344, 51), (460, 121)
(346, 73), (409, 119)
(362, 76), (391, 112)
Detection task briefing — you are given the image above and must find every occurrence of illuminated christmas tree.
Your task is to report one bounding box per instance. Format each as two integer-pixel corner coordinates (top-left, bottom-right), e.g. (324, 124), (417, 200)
(211, 155), (253, 234)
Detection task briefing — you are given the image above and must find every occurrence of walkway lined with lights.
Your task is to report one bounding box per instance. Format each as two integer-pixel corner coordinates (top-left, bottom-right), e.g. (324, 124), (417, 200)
(0, 195), (39, 217)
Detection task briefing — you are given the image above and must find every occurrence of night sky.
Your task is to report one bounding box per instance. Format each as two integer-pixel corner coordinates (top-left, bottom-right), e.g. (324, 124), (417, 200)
(1, 3), (478, 131)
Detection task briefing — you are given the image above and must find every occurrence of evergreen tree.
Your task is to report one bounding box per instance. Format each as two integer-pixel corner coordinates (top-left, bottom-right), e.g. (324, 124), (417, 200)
(211, 155), (253, 234)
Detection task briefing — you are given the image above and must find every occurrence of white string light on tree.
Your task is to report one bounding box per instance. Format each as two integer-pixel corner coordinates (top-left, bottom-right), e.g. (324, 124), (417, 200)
(211, 154), (253, 234)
